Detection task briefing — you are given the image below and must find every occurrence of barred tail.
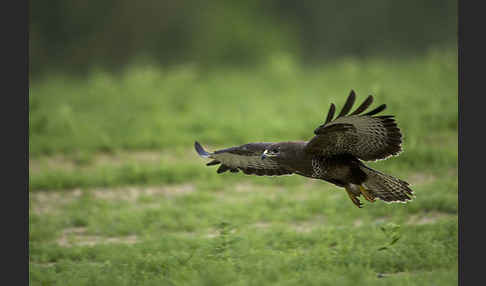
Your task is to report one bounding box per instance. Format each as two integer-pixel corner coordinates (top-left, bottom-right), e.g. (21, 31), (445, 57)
(360, 165), (414, 203)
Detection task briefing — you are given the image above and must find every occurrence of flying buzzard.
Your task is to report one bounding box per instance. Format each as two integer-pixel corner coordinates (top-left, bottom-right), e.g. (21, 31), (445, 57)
(194, 90), (414, 208)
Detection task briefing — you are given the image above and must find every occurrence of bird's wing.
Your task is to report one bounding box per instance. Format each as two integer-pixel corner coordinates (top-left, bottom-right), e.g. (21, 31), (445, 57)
(304, 90), (403, 161)
(194, 141), (294, 176)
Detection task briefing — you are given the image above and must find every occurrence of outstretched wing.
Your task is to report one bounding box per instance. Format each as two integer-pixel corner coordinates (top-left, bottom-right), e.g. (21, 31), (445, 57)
(304, 90), (403, 161)
(194, 141), (295, 176)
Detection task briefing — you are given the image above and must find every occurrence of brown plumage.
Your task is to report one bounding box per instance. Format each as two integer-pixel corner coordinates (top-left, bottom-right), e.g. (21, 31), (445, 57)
(195, 90), (414, 208)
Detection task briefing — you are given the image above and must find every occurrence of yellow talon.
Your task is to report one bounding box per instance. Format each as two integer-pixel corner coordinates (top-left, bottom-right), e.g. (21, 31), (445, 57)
(360, 185), (375, 202)
(345, 188), (363, 208)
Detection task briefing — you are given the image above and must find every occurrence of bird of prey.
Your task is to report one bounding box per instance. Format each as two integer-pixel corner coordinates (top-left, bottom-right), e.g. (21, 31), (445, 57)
(194, 90), (414, 208)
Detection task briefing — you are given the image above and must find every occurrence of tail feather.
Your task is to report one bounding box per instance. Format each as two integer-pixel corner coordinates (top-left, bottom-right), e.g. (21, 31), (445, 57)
(361, 165), (414, 203)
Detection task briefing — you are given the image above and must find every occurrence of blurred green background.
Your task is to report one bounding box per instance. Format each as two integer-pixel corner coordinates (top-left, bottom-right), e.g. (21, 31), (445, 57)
(29, 1), (458, 285)
(30, 0), (456, 76)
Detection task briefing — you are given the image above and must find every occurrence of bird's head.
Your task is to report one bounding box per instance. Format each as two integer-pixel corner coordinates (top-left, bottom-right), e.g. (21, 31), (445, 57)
(261, 143), (285, 160)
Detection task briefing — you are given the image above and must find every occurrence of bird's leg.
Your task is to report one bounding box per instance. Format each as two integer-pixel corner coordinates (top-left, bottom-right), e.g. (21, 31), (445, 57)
(345, 188), (363, 208)
(359, 185), (376, 203)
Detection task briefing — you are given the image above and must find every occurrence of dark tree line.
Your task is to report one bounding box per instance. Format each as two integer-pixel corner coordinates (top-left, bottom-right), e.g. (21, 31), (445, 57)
(30, 0), (456, 76)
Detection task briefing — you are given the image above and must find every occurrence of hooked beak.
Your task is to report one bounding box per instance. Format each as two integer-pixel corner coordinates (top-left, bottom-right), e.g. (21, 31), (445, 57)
(261, 150), (268, 160)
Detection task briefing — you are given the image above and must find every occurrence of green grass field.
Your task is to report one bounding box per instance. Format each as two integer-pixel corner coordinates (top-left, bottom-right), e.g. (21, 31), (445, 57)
(29, 49), (458, 285)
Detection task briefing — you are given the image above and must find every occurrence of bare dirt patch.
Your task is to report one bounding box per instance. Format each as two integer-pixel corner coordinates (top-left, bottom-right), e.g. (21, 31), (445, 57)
(407, 173), (436, 185)
(377, 272), (408, 278)
(252, 222), (273, 230)
(214, 184), (281, 203)
(30, 262), (57, 268)
(234, 183), (256, 193)
(30, 150), (194, 175)
(353, 219), (364, 227)
(94, 150), (182, 166)
(29, 155), (78, 174)
(250, 216), (327, 233)
(352, 212), (456, 228)
(30, 184), (195, 215)
(291, 216), (327, 233)
(91, 184), (195, 201)
(30, 188), (83, 215)
(57, 227), (139, 247)
(406, 212), (456, 225)
(205, 227), (237, 238)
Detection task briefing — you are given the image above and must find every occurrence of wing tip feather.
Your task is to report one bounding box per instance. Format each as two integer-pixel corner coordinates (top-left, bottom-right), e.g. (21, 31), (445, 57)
(350, 94), (374, 115)
(324, 103), (336, 124)
(364, 104), (387, 116)
(337, 90), (356, 118)
(194, 141), (211, 158)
